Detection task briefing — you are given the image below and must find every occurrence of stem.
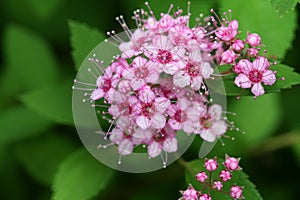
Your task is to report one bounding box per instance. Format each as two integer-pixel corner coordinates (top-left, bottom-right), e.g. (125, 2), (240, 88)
(248, 131), (300, 155)
(177, 157), (196, 175)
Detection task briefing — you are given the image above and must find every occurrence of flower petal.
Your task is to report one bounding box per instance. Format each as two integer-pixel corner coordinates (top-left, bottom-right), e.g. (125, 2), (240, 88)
(148, 142), (162, 158)
(173, 72), (190, 88)
(118, 139), (134, 156)
(136, 116), (151, 129)
(90, 88), (105, 100)
(262, 70), (276, 85)
(253, 57), (269, 71)
(238, 59), (252, 74)
(234, 74), (251, 88)
(109, 128), (124, 143)
(130, 78), (146, 90)
(211, 120), (227, 136)
(200, 129), (216, 142)
(154, 97), (170, 112)
(151, 113), (166, 129)
(208, 104), (222, 120)
(163, 137), (178, 153)
(201, 62), (213, 79)
(138, 86), (155, 103)
(251, 83), (265, 97)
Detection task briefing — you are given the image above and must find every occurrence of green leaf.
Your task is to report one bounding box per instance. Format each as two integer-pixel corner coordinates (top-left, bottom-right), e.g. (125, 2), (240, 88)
(185, 158), (263, 200)
(52, 148), (115, 200)
(0, 106), (52, 144)
(220, 0), (297, 59)
(293, 132), (300, 165)
(14, 133), (77, 186)
(212, 64), (300, 96)
(22, 0), (65, 20)
(69, 20), (105, 71)
(19, 82), (74, 125)
(229, 94), (281, 143)
(271, 0), (298, 17)
(3, 25), (59, 92)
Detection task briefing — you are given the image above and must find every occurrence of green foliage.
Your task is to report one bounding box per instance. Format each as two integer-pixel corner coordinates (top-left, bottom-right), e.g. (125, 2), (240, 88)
(14, 133), (77, 186)
(229, 94), (282, 143)
(220, 0), (297, 59)
(19, 82), (74, 125)
(52, 148), (115, 200)
(271, 0), (299, 17)
(0, 106), (52, 144)
(3, 25), (59, 93)
(185, 159), (263, 199)
(69, 21), (106, 71)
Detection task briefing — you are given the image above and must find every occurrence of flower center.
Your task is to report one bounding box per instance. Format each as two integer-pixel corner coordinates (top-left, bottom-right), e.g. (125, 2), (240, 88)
(141, 103), (154, 117)
(174, 110), (187, 122)
(186, 62), (200, 77)
(134, 66), (149, 78)
(157, 49), (172, 64)
(102, 78), (112, 92)
(200, 115), (212, 129)
(248, 70), (263, 83)
(153, 129), (167, 142)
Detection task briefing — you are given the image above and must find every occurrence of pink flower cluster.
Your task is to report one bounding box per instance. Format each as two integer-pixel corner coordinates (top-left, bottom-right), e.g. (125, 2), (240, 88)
(180, 155), (243, 200)
(73, 2), (276, 164)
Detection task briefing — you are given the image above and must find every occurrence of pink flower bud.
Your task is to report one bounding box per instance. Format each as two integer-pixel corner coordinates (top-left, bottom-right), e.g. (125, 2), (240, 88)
(224, 155), (241, 171)
(232, 39), (245, 52)
(233, 63), (242, 74)
(196, 172), (208, 183)
(204, 158), (218, 171)
(199, 194), (212, 200)
(246, 33), (261, 46)
(219, 170), (232, 182)
(213, 181), (223, 190)
(221, 50), (237, 64)
(248, 48), (258, 57)
(183, 187), (198, 200)
(230, 185), (243, 199)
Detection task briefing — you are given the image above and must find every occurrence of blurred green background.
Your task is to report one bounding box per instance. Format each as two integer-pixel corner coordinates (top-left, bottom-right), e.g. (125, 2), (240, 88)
(0, 0), (300, 199)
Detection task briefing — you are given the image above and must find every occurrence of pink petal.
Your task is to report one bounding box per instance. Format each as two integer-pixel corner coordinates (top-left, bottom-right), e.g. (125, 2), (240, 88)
(131, 29), (145, 42)
(189, 48), (203, 63)
(262, 70), (276, 85)
(151, 113), (166, 129)
(234, 74), (251, 88)
(130, 78), (146, 90)
(253, 57), (269, 71)
(201, 62), (213, 79)
(122, 68), (135, 79)
(200, 129), (216, 142)
(118, 139), (134, 156)
(138, 86), (155, 103)
(109, 128), (124, 143)
(251, 83), (265, 97)
(191, 76), (202, 90)
(108, 105), (120, 117)
(168, 119), (182, 130)
(148, 142), (162, 158)
(178, 98), (190, 110)
(166, 104), (176, 117)
(163, 137), (178, 152)
(136, 116), (151, 129)
(132, 56), (148, 68)
(182, 121), (195, 134)
(90, 88), (104, 100)
(163, 62), (180, 75)
(154, 97), (170, 112)
(238, 59), (252, 74)
(154, 35), (173, 50)
(229, 20), (238, 30)
(173, 72), (190, 88)
(145, 72), (159, 83)
(119, 41), (133, 52)
(211, 120), (227, 136)
(208, 104), (222, 120)
(133, 128), (152, 144)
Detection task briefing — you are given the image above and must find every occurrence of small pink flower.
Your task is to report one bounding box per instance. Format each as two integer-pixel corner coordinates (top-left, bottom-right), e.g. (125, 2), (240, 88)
(233, 63), (242, 74)
(230, 185), (243, 199)
(182, 187), (199, 200)
(199, 194), (212, 200)
(194, 104), (227, 142)
(119, 29), (148, 58)
(173, 48), (213, 90)
(224, 155), (241, 171)
(196, 171), (208, 183)
(246, 33), (261, 46)
(232, 39), (244, 52)
(215, 20), (238, 41)
(219, 170), (232, 182)
(90, 67), (120, 102)
(247, 47), (258, 57)
(213, 181), (223, 190)
(221, 49), (237, 64)
(147, 125), (177, 158)
(122, 56), (159, 90)
(234, 57), (276, 97)
(204, 158), (218, 171)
